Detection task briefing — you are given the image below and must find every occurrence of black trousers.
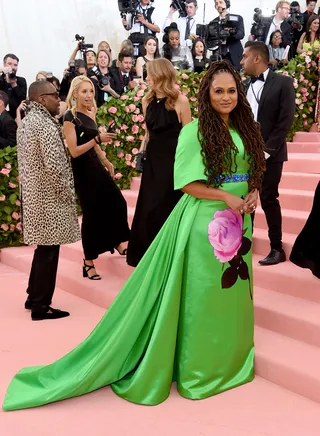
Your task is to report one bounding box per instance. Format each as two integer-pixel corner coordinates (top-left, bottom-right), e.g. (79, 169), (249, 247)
(26, 245), (60, 313)
(260, 160), (284, 251)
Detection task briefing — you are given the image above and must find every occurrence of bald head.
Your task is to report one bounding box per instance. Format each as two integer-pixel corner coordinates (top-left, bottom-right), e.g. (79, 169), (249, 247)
(29, 80), (56, 102)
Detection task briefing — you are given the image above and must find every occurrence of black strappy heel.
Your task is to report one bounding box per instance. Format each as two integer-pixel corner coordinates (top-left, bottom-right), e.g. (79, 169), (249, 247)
(114, 245), (127, 256)
(83, 261), (101, 280)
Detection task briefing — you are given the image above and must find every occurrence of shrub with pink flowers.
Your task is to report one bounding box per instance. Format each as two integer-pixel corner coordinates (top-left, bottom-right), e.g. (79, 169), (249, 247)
(279, 49), (319, 140)
(96, 71), (204, 189)
(0, 146), (22, 248)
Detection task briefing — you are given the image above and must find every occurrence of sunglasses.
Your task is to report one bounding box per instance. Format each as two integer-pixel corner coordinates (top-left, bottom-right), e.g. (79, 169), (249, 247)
(273, 35), (282, 39)
(40, 91), (59, 97)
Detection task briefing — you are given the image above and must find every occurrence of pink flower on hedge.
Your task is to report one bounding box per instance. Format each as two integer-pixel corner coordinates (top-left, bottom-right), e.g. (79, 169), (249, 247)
(175, 84), (181, 90)
(299, 104), (304, 110)
(129, 104), (136, 112)
(302, 96), (307, 102)
(293, 82), (298, 89)
(309, 106), (313, 112)
(132, 148), (139, 155)
(132, 125), (139, 134)
(282, 71), (289, 76)
(12, 211), (19, 220)
(114, 140), (121, 147)
(1, 224), (9, 231)
(124, 106), (130, 113)
(121, 124), (129, 131)
(304, 79), (309, 84)
(131, 161), (136, 169)
(10, 224), (15, 231)
(132, 115), (139, 122)
(301, 87), (307, 94)
(126, 136), (135, 142)
(114, 173), (123, 179)
(181, 73), (189, 79)
(5, 163), (11, 169)
(133, 96), (140, 102)
(137, 90), (144, 97)
(302, 113), (307, 118)
(0, 194), (5, 201)
(16, 199), (21, 206)
(117, 152), (124, 158)
(190, 97), (197, 102)
(139, 135), (145, 140)
(125, 160), (131, 166)
(108, 107), (117, 114)
(140, 83), (147, 90)
(208, 208), (243, 263)
(141, 123), (146, 130)
(304, 120), (308, 126)
(134, 108), (140, 114)
(125, 153), (132, 160)
(311, 85), (316, 91)
(120, 95), (129, 100)
(8, 182), (17, 189)
(0, 168), (10, 176)
(16, 222), (22, 231)
(137, 115), (144, 122)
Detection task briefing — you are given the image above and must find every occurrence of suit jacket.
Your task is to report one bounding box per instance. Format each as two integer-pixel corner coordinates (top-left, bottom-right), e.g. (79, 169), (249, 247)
(263, 18), (292, 47)
(0, 110), (17, 148)
(109, 68), (135, 96)
(212, 14), (244, 70)
(243, 70), (295, 162)
(0, 75), (27, 119)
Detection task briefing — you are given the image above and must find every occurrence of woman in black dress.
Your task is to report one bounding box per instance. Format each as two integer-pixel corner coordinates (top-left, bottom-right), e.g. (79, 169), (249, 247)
(135, 36), (160, 81)
(126, 58), (192, 267)
(191, 38), (209, 74)
(64, 76), (130, 280)
(290, 181), (320, 279)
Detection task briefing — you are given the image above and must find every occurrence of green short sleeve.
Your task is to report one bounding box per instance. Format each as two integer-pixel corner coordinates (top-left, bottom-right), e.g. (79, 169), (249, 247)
(174, 120), (206, 190)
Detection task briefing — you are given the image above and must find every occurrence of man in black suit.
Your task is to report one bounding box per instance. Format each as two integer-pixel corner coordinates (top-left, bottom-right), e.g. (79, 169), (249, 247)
(212, 0), (244, 71)
(0, 91), (17, 148)
(0, 54), (27, 119)
(241, 41), (295, 266)
(110, 52), (135, 96)
(303, 0), (317, 32)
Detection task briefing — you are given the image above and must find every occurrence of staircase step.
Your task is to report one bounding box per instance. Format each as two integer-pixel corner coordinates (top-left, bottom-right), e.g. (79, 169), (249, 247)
(255, 326), (320, 403)
(288, 141), (320, 153)
(278, 188), (314, 212)
(122, 189), (138, 208)
(253, 228), (296, 258)
(280, 172), (319, 191)
(252, 254), (320, 303)
(293, 132), (320, 142)
(284, 154), (320, 173)
(254, 206), (308, 234)
(254, 287), (320, 347)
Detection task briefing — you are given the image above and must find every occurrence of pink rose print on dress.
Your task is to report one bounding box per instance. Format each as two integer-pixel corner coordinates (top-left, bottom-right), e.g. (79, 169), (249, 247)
(208, 208), (252, 299)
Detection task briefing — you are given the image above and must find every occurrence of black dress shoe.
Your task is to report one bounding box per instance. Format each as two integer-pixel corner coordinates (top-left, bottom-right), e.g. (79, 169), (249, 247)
(25, 298), (33, 310)
(31, 307), (70, 321)
(259, 249), (286, 266)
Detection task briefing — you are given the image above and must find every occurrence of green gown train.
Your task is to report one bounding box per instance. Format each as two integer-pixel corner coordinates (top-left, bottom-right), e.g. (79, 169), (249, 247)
(3, 120), (254, 411)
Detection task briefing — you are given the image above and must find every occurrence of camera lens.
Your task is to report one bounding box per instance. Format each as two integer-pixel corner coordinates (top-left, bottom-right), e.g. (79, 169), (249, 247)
(9, 72), (16, 80)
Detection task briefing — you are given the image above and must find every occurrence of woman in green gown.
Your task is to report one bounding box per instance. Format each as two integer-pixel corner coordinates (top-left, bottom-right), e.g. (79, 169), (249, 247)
(3, 61), (265, 411)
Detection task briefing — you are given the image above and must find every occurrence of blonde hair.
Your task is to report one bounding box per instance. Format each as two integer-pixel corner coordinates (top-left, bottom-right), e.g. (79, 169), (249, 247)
(276, 1), (290, 12)
(66, 75), (97, 118)
(36, 71), (47, 80)
(145, 58), (180, 111)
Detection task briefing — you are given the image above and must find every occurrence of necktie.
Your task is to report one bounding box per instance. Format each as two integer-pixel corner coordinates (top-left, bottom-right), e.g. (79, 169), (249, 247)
(122, 74), (129, 87)
(250, 73), (265, 84)
(185, 17), (192, 40)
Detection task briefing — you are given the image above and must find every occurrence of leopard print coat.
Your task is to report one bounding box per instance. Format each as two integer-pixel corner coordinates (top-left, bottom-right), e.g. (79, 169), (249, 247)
(17, 102), (81, 245)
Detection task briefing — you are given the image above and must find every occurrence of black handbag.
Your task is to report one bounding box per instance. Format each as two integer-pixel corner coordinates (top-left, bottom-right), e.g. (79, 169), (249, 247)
(135, 151), (147, 173)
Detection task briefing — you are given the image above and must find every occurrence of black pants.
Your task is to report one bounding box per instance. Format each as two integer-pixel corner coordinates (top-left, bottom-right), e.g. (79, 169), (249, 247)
(26, 245), (60, 313)
(260, 160), (284, 251)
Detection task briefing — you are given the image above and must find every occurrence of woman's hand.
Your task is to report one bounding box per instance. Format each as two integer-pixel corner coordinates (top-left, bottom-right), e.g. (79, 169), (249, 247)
(100, 132), (116, 143)
(244, 189), (258, 213)
(17, 100), (27, 113)
(104, 159), (114, 177)
(100, 84), (112, 92)
(224, 192), (247, 216)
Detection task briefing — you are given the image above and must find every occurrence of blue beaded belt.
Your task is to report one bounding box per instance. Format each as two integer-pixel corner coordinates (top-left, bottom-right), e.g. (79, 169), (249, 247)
(216, 173), (249, 183)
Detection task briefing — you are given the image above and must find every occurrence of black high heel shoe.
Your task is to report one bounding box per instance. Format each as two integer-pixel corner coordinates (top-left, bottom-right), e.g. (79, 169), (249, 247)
(114, 245), (127, 256)
(83, 261), (101, 280)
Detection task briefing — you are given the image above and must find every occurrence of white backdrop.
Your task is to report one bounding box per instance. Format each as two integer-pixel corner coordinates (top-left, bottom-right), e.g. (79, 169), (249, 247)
(0, 0), (313, 86)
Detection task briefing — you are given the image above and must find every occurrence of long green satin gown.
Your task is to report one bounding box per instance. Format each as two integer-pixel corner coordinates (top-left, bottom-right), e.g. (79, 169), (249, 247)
(3, 120), (254, 411)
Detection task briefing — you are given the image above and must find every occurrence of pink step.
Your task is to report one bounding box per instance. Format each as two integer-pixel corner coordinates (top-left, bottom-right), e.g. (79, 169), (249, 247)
(280, 172), (319, 191)
(255, 326), (320, 404)
(252, 254), (320, 303)
(278, 188), (314, 212)
(122, 189), (138, 208)
(254, 206), (307, 234)
(130, 176), (141, 190)
(253, 228), (296, 258)
(288, 141), (320, 153)
(254, 287), (320, 348)
(284, 153), (320, 173)
(293, 132), (320, 142)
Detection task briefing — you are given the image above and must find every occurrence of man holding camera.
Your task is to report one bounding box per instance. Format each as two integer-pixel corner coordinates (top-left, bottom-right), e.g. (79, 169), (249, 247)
(122, 0), (160, 56)
(262, 1), (292, 47)
(303, 0), (317, 32)
(0, 91), (17, 148)
(164, 0), (202, 47)
(211, 0), (245, 71)
(110, 52), (136, 96)
(0, 54), (27, 119)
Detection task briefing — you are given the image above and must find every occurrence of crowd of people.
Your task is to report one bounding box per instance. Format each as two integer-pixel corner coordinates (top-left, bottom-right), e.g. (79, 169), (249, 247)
(1, 0), (320, 413)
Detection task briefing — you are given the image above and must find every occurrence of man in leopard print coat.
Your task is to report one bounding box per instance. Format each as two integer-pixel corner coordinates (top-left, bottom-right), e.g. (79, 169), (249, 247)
(17, 80), (81, 320)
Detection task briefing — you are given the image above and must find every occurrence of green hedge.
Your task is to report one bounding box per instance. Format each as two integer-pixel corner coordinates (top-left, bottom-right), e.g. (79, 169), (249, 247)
(0, 62), (318, 248)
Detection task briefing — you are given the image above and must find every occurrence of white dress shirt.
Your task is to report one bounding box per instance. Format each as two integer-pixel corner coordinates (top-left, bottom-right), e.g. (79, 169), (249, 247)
(265, 18), (284, 44)
(130, 4), (154, 35)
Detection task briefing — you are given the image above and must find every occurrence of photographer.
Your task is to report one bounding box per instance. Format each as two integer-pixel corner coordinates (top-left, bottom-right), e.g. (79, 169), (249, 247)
(289, 1), (305, 56)
(303, 0), (317, 32)
(109, 52), (136, 96)
(163, 0), (202, 48)
(211, 0), (245, 71)
(268, 30), (289, 70)
(59, 60), (88, 101)
(0, 91), (17, 148)
(0, 54), (27, 119)
(122, 0), (160, 57)
(88, 50), (120, 107)
(258, 1), (292, 47)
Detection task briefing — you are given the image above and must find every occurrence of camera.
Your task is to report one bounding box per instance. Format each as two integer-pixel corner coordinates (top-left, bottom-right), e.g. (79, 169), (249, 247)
(250, 8), (269, 42)
(75, 34), (93, 51)
(118, 0), (154, 30)
(197, 15), (237, 60)
(287, 6), (304, 27)
(170, 0), (187, 18)
(90, 66), (110, 88)
(8, 71), (16, 80)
